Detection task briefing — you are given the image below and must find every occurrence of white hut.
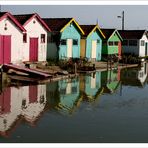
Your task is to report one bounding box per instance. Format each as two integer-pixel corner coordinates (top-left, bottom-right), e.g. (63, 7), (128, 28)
(0, 12), (26, 64)
(119, 30), (148, 58)
(14, 13), (51, 63)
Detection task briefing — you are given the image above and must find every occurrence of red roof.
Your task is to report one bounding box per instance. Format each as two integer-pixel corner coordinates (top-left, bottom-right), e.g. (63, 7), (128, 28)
(118, 30), (146, 39)
(43, 18), (72, 32)
(14, 13), (51, 32)
(0, 12), (26, 32)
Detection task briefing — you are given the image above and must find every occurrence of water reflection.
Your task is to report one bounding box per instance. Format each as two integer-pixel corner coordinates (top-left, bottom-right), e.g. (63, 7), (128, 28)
(0, 84), (47, 137)
(0, 62), (148, 139)
(121, 62), (147, 87)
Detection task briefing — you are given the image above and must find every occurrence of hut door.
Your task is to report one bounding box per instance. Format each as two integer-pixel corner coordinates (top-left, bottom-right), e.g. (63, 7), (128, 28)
(29, 85), (38, 103)
(30, 38), (38, 61)
(90, 74), (96, 89)
(91, 40), (97, 59)
(67, 39), (72, 58)
(145, 42), (148, 56)
(118, 42), (122, 59)
(0, 87), (11, 114)
(0, 35), (11, 64)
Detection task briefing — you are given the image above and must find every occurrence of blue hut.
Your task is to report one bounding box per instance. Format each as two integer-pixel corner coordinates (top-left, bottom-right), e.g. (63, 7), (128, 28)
(43, 18), (84, 60)
(80, 25), (105, 61)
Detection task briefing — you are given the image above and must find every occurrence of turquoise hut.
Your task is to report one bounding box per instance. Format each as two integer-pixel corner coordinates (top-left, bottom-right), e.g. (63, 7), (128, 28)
(43, 18), (84, 60)
(80, 25), (105, 61)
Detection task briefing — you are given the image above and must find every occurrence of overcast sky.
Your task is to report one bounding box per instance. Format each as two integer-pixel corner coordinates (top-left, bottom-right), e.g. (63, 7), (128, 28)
(2, 5), (148, 30)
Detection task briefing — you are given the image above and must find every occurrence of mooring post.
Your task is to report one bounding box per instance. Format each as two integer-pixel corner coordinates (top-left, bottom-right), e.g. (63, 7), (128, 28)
(74, 63), (77, 75)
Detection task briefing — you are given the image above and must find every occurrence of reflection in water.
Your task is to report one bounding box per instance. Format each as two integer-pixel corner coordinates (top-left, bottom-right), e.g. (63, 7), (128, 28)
(0, 84), (47, 137)
(0, 63), (148, 141)
(121, 62), (147, 87)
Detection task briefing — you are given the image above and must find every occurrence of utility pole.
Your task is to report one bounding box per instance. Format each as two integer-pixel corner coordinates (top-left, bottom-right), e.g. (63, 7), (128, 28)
(118, 10), (125, 30)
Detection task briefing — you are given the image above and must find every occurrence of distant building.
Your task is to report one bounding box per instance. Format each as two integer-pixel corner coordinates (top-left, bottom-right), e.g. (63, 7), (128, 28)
(101, 29), (123, 60)
(14, 13), (51, 62)
(80, 25), (105, 61)
(0, 12), (26, 64)
(118, 30), (148, 58)
(43, 18), (84, 60)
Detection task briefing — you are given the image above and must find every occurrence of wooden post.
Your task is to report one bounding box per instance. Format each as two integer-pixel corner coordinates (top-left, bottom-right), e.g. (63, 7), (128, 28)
(74, 63), (77, 75)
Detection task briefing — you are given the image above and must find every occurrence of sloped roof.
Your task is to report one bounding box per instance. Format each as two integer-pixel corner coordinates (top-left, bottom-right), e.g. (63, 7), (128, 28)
(101, 28), (123, 41)
(14, 13), (51, 32)
(80, 25), (105, 39)
(80, 25), (96, 36)
(118, 30), (146, 39)
(101, 28), (115, 40)
(43, 18), (72, 32)
(43, 18), (84, 34)
(0, 12), (26, 32)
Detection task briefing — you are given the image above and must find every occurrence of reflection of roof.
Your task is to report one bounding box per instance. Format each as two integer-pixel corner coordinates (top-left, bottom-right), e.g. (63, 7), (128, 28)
(80, 87), (104, 102)
(0, 115), (22, 138)
(121, 78), (145, 87)
(120, 68), (146, 87)
(103, 81), (121, 94)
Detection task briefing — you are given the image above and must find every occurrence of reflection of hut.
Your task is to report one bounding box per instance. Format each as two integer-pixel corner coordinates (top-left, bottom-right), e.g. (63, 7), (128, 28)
(22, 84), (47, 125)
(79, 72), (103, 103)
(101, 69), (121, 94)
(0, 84), (47, 137)
(0, 87), (24, 137)
(46, 81), (60, 108)
(55, 78), (80, 115)
(121, 63), (147, 87)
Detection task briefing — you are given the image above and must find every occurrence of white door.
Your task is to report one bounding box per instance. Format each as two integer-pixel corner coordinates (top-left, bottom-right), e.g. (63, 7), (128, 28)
(91, 40), (97, 59)
(66, 83), (72, 94)
(67, 39), (73, 58)
(90, 74), (96, 89)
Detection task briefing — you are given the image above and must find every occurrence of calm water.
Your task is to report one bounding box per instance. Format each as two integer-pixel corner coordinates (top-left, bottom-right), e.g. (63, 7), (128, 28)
(0, 64), (148, 143)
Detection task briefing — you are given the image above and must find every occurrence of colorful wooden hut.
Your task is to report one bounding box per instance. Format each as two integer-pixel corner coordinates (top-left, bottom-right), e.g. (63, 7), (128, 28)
(43, 18), (84, 60)
(0, 12), (26, 64)
(14, 13), (51, 62)
(80, 25), (105, 61)
(101, 29), (123, 60)
(118, 30), (148, 58)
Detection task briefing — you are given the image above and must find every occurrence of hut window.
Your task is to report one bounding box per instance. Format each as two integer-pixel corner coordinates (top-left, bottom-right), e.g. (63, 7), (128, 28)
(60, 39), (67, 45)
(129, 40), (137, 46)
(122, 40), (128, 46)
(108, 41), (114, 46)
(141, 40), (145, 46)
(114, 41), (118, 46)
(23, 33), (27, 43)
(97, 40), (100, 44)
(41, 34), (45, 43)
(73, 39), (78, 45)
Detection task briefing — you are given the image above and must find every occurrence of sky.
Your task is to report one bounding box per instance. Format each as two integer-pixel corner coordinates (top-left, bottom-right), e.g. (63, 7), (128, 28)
(2, 5), (148, 30)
